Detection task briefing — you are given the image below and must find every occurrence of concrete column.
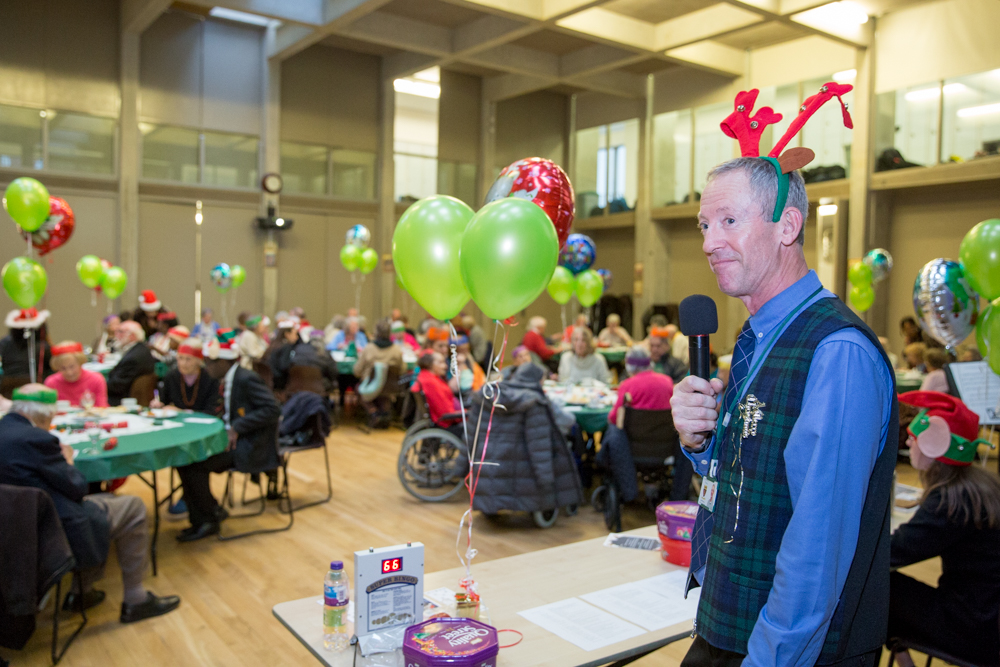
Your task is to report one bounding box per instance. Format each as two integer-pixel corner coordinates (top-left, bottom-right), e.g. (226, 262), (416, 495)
(376, 69), (396, 320)
(478, 91), (496, 207)
(632, 74), (669, 335)
(118, 30), (141, 309)
(262, 25), (281, 317)
(847, 24), (876, 323)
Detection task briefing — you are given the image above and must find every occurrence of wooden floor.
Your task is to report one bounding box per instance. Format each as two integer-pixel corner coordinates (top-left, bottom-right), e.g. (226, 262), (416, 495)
(2, 425), (941, 667)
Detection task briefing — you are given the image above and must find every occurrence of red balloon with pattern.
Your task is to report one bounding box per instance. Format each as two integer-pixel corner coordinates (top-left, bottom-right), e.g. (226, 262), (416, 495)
(485, 157), (575, 247)
(21, 196), (75, 256)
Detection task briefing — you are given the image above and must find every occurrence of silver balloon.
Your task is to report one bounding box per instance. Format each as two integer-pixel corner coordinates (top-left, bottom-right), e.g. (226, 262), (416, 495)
(863, 248), (893, 283)
(912, 258), (980, 349)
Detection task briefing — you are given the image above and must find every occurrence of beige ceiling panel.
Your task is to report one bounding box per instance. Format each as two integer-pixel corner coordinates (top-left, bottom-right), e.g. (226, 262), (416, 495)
(715, 20), (806, 49)
(452, 0), (544, 20)
(343, 11), (453, 55)
(749, 34), (856, 88)
(560, 43), (645, 77)
(453, 14), (533, 53)
(665, 41), (746, 77)
(380, 0), (486, 27)
(566, 70), (647, 97)
(556, 7), (656, 50)
(511, 28), (596, 55)
(655, 3), (764, 50)
(542, 0), (608, 20)
(467, 43), (561, 77)
(602, 0), (717, 24)
(483, 73), (556, 101)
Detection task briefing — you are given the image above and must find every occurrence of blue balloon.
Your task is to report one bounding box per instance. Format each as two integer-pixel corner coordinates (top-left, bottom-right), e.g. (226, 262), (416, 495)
(559, 233), (596, 275)
(597, 268), (612, 290)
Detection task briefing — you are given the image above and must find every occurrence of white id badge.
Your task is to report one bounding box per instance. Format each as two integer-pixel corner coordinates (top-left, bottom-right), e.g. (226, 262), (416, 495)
(698, 461), (719, 512)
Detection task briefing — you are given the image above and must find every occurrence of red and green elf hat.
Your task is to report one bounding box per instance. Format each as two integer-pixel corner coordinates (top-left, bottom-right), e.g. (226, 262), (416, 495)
(899, 391), (994, 467)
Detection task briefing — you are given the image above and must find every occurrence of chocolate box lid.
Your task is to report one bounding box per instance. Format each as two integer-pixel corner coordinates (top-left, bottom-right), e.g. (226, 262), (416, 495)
(403, 617), (499, 664)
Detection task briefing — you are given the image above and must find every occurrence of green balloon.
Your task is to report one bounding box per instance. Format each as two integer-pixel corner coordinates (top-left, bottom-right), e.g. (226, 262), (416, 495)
(2, 256), (47, 308)
(341, 244), (361, 271)
(987, 301), (1000, 376)
(976, 298), (1000, 356)
(3, 178), (50, 233)
(393, 195), (474, 320)
(847, 261), (872, 287)
(576, 269), (604, 307)
(960, 219), (1000, 300)
(100, 266), (128, 300)
(359, 247), (378, 275)
(547, 266), (576, 305)
(76, 254), (105, 289)
(460, 198), (559, 321)
(849, 283), (875, 311)
(230, 264), (246, 288)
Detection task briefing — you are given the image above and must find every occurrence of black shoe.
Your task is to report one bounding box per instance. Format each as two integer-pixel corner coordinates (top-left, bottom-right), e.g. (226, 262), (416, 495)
(214, 506), (229, 522)
(120, 592), (181, 624)
(62, 589), (105, 612)
(176, 522), (219, 542)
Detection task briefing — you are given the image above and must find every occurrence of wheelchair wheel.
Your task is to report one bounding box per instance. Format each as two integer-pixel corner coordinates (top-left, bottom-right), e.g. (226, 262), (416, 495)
(603, 484), (621, 532)
(590, 486), (607, 512)
(398, 428), (466, 502)
(565, 503), (578, 517)
(532, 508), (559, 529)
(403, 418), (433, 441)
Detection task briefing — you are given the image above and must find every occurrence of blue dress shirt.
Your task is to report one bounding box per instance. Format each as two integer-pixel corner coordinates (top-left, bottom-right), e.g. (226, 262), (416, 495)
(326, 330), (368, 352)
(684, 270), (892, 667)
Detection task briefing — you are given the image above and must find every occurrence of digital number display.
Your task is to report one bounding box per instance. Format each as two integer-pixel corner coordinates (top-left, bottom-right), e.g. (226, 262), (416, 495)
(381, 557), (403, 573)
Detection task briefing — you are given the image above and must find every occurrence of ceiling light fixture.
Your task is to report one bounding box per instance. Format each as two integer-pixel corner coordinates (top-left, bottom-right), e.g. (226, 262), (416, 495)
(794, 1), (869, 31)
(817, 204), (838, 216)
(904, 83), (965, 102)
(832, 69), (856, 82)
(412, 67), (440, 83)
(393, 78), (441, 99)
(209, 7), (275, 27)
(957, 102), (1000, 118)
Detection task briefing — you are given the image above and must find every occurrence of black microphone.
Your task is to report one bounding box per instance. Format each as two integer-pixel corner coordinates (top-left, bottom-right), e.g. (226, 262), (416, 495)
(679, 295), (718, 380)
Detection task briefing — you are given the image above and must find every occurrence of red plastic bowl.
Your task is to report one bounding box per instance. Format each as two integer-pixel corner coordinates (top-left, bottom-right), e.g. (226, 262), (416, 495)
(660, 535), (691, 567)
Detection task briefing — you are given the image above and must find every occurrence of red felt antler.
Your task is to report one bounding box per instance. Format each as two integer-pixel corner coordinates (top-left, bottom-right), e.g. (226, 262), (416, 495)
(720, 89), (783, 158)
(768, 81), (854, 158)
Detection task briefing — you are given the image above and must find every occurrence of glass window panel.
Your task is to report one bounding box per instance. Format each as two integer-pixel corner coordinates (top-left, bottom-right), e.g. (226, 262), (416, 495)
(756, 84), (799, 156)
(891, 83), (941, 167)
(0, 105), (43, 170)
(694, 102), (733, 195)
(573, 126), (604, 218)
(437, 160), (477, 206)
(141, 124), (200, 183)
(942, 69), (1000, 162)
(607, 119), (639, 210)
(800, 76), (853, 174)
(395, 153), (437, 202)
(652, 110), (692, 207)
(203, 131), (258, 188)
(281, 141), (328, 195)
(47, 111), (115, 175)
(332, 149), (376, 200)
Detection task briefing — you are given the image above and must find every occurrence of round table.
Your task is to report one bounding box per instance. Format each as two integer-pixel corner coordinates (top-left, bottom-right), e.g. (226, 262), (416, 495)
(561, 404), (612, 433)
(59, 413), (227, 574)
(596, 347), (627, 365)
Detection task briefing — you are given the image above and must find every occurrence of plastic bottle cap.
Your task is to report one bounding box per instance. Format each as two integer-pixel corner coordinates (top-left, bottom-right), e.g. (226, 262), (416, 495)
(330, 561), (343, 570)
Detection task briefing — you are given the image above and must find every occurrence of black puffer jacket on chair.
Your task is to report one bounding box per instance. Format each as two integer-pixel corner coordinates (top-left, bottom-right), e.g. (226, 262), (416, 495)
(468, 363), (584, 515)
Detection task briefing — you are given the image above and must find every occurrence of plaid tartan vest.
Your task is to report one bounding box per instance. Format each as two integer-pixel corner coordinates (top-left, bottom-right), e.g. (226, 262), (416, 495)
(695, 297), (898, 663)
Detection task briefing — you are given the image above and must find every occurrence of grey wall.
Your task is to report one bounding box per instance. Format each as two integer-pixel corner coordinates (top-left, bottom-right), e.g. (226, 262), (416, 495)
(495, 91), (568, 170)
(438, 70), (481, 164)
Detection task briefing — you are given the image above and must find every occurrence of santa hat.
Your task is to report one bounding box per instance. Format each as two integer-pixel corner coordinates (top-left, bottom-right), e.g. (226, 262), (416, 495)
(157, 311), (177, 322)
(50, 341), (87, 370)
(899, 391), (994, 468)
(167, 325), (190, 343)
(138, 290), (161, 312)
(277, 316), (300, 331)
(6, 308), (50, 329)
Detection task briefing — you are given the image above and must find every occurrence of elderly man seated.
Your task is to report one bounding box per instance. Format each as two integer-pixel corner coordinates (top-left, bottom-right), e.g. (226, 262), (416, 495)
(598, 314), (633, 347)
(521, 316), (564, 372)
(326, 316), (368, 353)
(647, 326), (688, 384)
(93, 313), (121, 355)
(107, 320), (156, 406)
(0, 385), (180, 622)
(596, 348), (692, 502)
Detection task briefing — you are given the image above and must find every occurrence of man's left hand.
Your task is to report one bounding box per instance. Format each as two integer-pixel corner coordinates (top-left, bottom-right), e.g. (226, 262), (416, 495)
(226, 429), (238, 451)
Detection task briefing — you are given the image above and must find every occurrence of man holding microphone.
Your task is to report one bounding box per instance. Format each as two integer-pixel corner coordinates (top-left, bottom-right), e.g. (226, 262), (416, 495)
(670, 147), (897, 664)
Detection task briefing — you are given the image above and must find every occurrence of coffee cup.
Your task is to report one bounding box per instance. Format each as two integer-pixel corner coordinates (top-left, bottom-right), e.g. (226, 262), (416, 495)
(121, 398), (139, 411)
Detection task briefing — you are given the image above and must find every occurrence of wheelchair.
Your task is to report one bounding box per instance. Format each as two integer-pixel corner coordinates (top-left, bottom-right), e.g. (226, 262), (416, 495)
(591, 406), (682, 532)
(397, 391), (468, 502)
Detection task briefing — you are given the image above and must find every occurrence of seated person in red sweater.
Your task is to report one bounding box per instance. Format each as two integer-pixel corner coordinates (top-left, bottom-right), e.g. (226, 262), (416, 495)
(598, 347), (692, 502)
(413, 352), (468, 479)
(45, 341), (109, 408)
(521, 317), (564, 372)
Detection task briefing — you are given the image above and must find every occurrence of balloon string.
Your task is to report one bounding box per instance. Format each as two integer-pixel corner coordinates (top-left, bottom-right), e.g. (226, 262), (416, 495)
(26, 329), (37, 384)
(448, 322), (470, 447)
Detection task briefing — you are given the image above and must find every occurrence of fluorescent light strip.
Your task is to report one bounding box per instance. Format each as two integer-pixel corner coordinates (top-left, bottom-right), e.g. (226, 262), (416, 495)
(817, 204), (838, 216)
(957, 102), (1000, 118)
(904, 83), (965, 102)
(393, 79), (441, 99)
(209, 7), (274, 26)
(412, 67), (440, 83)
(794, 1), (869, 30)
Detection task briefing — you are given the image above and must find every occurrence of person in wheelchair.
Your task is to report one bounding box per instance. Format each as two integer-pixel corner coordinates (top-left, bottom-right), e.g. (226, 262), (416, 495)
(597, 347), (692, 503)
(413, 352), (464, 440)
(354, 319), (406, 429)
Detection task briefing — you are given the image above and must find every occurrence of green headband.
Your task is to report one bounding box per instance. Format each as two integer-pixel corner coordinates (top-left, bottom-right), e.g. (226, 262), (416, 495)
(909, 408), (994, 466)
(245, 316), (262, 329)
(12, 387), (58, 404)
(760, 157), (789, 223)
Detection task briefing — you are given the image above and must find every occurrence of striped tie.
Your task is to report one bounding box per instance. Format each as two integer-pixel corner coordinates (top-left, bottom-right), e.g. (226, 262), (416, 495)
(688, 319), (756, 588)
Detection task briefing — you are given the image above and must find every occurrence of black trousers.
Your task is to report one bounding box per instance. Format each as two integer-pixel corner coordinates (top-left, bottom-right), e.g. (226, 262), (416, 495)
(176, 450), (235, 527)
(888, 571), (1000, 665)
(681, 634), (880, 667)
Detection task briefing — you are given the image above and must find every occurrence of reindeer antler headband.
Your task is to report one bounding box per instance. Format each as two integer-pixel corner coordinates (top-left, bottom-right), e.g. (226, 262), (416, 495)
(720, 81), (854, 222)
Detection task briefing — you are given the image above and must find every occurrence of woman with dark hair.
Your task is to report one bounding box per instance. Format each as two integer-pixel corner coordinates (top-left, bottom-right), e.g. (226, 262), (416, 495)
(151, 339), (220, 415)
(888, 391), (1000, 667)
(0, 309), (54, 387)
(900, 316), (923, 346)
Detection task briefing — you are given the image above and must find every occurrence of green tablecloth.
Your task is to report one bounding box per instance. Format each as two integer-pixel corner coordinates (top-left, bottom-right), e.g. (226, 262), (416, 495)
(87, 361), (170, 379)
(71, 416), (228, 483)
(596, 348), (627, 365)
(896, 378), (923, 394)
(563, 405), (611, 433)
(335, 358), (417, 376)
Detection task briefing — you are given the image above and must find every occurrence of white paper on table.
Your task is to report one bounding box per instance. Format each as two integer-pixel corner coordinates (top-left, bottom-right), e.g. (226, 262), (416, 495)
(580, 571), (700, 632)
(183, 417), (218, 424)
(423, 587), (457, 606)
(518, 597), (645, 651)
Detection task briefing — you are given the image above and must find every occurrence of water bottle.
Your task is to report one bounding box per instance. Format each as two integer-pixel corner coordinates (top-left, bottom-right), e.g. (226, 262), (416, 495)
(323, 561), (349, 652)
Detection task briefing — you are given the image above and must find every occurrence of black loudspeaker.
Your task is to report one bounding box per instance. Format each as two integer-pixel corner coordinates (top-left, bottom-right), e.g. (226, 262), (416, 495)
(256, 204), (294, 231)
